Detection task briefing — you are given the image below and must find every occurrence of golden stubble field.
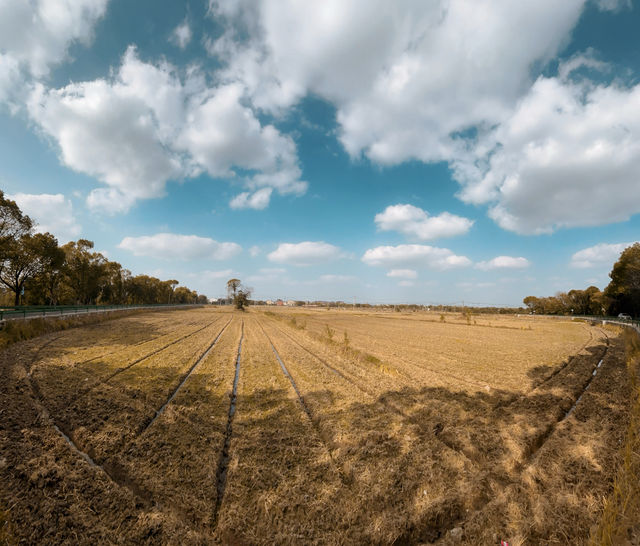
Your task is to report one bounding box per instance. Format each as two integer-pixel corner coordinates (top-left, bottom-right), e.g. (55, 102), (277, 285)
(0, 306), (634, 544)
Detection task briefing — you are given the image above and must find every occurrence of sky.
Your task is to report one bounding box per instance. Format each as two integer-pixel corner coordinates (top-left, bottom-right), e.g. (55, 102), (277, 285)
(1, 0), (639, 305)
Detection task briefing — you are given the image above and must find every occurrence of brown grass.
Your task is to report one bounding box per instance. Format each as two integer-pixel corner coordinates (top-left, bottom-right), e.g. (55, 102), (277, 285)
(0, 306), (201, 349)
(0, 506), (10, 546)
(591, 328), (640, 545)
(0, 307), (636, 544)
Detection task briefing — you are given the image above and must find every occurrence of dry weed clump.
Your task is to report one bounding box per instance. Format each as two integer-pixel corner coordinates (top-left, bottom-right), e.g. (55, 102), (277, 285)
(591, 328), (640, 545)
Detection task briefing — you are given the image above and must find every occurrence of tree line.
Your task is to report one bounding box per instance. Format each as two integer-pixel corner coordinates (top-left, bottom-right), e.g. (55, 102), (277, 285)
(523, 243), (640, 317)
(0, 191), (208, 307)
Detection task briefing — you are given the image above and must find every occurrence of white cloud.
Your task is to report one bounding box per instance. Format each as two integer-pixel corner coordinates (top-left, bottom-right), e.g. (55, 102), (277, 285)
(570, 242), (635, 268)
(206, 1), (640, 234)
(230, 187), (273, 210)
(118, 233), (241, 261)
(268, 241), (345, 266)
(188, 269), (233, 280)
(375, 204), (472, 240)
(259, 267), (285, 274)
(8, 192), (81, 242)
(456, 76), (640, 234)
(0, 0), (108, 104)
(318, 274), (356, 283)
(362, 244), (471, 270)
(209, 0), (587, 166)
(398, 280), (414, 287)
(249, 245), (261, 257)
(170, 18), (192, 49)
(475, 256), (530, 271)
(386, 269), (417, 279)
(27, 47), (305, 214)
(594, 0), (631, 11)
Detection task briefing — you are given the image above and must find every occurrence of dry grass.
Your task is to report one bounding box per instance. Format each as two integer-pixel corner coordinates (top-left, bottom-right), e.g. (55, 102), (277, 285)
(591, 328), (640, 545)
(263, 308), (595, 393)
(1, 307), (636, 544)
(0, 506), (10, 546)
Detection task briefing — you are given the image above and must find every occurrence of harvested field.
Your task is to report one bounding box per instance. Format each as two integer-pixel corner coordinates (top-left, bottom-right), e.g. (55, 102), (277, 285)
(0, 307), (636, 544)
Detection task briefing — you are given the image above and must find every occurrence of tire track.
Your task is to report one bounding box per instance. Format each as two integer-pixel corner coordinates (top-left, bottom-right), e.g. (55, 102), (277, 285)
(212, 320), (244, 531)
(74, 317), (206, 368)
(519, 328), (610, 467)
(256, 320), (349, 483)
(269, 313), (490, 391)
(23, 363), (155, 511)
(263, 317), (476, 465)
(65, 317), (223, 406)
(527, 324), (596, 392)
(139, 317), (233, 434)
(26, 333), (65, 376)
(434, 329), (613, 542)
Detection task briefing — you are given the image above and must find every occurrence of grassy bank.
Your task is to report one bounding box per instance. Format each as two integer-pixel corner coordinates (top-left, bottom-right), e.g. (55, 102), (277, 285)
(0, 308), (171, 349)
(592, 327), (640, 545)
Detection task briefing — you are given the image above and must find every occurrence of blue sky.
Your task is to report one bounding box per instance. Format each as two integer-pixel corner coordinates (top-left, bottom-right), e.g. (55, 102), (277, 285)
(1, 0), (639, 304)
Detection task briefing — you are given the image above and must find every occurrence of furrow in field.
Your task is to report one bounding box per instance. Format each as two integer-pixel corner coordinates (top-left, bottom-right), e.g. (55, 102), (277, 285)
(282, 312), (591, 392)
(257, 318), (473, 544)
(266, 318), (476, 465)
(214, 316), (350, 544)
(96, 317), (244, 533)
(212, 319), (243, 530)
(518, 329), (611, 467)
(34, 316), (224, 412)
(139, 317), (233, 434)
(436, 331), (628, 545)
(33, 309), (214, 365)
(48, 318), (231, 460)
(23, 359), (155, 511)
(273, 314), (493, 391)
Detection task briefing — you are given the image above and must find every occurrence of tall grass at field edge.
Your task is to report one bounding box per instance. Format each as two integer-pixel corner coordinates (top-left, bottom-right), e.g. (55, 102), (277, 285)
(591, 328), (640, 545)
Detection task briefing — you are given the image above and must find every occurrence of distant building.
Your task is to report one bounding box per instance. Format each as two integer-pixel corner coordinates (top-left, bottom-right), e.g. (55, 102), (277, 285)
(276, 299), (284, 306)
(265, 300), (274, 305)
(286, 300), (296, 306)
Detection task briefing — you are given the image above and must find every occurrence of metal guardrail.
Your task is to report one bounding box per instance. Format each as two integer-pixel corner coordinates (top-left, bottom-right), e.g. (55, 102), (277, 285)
(0, 304), (201, 322)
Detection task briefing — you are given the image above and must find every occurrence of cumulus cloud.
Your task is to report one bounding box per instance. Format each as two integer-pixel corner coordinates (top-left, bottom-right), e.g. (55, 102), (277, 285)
(118, 233), (241, 260)
(362, 244), (471, 270)
(8, 192), (81, 243)
(0, 0), (108, 103)
(570, 242), (635, 268)
(230, 187), (273, 210)
(27, 47), (305, 214)
(455, 76), (640, 234)
(170, 18), (192, 49)
(386, 269), (418, 279)
(206, 1), (640, 233)
(268, 241), (345, 266)
(475, 256), (530, 271)
(375, 204), (473, 240)
(208, 0), (586, 165)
